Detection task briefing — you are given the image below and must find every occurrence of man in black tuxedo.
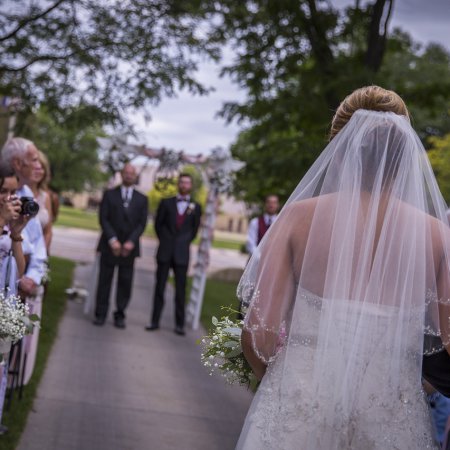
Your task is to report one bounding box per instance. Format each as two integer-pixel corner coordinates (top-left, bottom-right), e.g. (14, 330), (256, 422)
(93, 164), (148, 328)
(146, 173), (202, 335)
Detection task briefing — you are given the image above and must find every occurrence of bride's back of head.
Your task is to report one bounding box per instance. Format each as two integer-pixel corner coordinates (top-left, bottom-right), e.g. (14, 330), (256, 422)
(329, 85), (409, 140)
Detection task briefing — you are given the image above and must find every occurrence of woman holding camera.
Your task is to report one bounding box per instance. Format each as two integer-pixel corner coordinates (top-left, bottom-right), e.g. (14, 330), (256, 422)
(0, 165), (32, 434)
(0, 165), (30, 293)
(1, 137), (47, 388)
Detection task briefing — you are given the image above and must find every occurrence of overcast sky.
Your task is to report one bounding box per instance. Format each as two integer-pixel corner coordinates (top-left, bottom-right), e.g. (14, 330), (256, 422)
(131, 0), (450, 156)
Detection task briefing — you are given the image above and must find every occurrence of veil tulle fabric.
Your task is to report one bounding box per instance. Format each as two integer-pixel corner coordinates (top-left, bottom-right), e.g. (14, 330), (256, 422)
(237, 109), (449, 449)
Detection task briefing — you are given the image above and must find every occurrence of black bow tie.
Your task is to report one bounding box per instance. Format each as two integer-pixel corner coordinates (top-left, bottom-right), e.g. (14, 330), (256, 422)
(177, 198), (189, 202)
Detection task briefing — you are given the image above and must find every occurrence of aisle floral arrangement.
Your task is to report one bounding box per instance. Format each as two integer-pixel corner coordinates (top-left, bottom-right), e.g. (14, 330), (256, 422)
(0, 292), (40, 362)
(200, 307), (259, 390)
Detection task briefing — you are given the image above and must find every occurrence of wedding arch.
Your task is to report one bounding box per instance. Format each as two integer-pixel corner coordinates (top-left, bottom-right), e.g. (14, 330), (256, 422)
(95, 135), (244, 329)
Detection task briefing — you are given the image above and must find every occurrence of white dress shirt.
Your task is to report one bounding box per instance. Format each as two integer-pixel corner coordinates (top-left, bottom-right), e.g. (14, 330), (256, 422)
(246, 213), (278, 255)
(121, 185), (134, 207)
(18, 185), (48, 285)
(176, 195), (191, 215)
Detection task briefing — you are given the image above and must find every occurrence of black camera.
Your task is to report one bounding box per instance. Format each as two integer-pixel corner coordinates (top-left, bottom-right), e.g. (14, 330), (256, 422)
(20, 196), (40, 217)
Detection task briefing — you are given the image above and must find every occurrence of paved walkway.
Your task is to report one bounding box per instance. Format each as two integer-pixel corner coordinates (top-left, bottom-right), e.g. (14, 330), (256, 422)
(17, 230), (253, 450)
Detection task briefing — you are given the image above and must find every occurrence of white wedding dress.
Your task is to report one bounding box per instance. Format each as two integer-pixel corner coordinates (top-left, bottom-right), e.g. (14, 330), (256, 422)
(236, 110), (448, 450)
(237, 289), (437, 449)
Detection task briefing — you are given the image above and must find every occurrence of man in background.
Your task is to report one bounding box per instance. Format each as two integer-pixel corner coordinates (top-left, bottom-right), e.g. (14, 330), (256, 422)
(93, 163), (148, 329)
(146, 173), (201, 335)
(246, 194), (280, 256)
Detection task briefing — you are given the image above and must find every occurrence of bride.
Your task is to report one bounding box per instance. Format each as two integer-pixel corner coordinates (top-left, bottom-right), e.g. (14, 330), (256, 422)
(236, 86), (449, 449)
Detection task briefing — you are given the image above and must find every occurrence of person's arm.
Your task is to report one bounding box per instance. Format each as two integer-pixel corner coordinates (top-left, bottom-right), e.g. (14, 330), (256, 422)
(154, 200), (167, 239)
(241, 329), (268, 381)
(99, 190), (117, 240)
(11, 237), (26, 277)
(436, 242), (450, 356)
(9, 214), (32, 278)
(99, 190), (121, 256)
(122, 196), (149, 257)
(127, 195), (148, 244)
(20, 217), (47, 293)
(241, 208), (297, 379)
(246, 218), (258, 255)
(43, 191), (53, 251)
(191, 204), (202, 241)
(50, 190), (60, 223)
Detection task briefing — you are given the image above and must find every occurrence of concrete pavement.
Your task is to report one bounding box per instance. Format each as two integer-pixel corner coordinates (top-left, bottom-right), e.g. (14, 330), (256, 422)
(17, 229), (253, 450)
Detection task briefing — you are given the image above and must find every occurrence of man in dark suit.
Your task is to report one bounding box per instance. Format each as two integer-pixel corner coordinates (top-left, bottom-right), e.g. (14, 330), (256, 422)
(146, 173), (202, 335)
(93, 163), (148, 328)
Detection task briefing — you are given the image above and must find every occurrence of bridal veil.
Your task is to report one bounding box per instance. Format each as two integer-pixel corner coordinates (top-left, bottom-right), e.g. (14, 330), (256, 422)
(237, 108), (449, 448)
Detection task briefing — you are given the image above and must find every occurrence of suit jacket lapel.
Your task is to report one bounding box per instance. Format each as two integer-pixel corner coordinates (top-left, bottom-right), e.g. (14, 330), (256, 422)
(114, 186), (123, 207)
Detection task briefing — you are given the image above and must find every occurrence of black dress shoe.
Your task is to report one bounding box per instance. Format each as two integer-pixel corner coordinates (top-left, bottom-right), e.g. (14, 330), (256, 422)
(145, 324), (159, 331)
(174, 327), (185, 336)
(114, 317), (126, 329)
(93, 317), (105, 326)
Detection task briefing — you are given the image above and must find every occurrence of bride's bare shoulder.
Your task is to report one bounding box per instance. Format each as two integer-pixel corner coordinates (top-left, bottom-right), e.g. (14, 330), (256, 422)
(398, 201), (450, 248)
(284, 193), (336, 219)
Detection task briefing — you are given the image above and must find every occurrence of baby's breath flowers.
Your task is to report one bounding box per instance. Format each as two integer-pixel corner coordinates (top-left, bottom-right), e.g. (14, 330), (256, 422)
(200, 307), (259, 390)
(41, 260), (51, 285)
(0, 292), (40, 361)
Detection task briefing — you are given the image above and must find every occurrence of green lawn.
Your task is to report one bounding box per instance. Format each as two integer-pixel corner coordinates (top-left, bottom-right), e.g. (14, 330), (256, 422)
(55, 205), (156, 236)
(55, 205), (245, 251)
(1, 256), (75, 450)
(200, 278), (240, 331)
(171, 276), (239, 332)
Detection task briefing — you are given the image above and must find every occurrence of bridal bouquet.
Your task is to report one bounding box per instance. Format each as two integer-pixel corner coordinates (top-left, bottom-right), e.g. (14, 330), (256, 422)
(0, 292), (40, 361)
(200, 307), (259, 390)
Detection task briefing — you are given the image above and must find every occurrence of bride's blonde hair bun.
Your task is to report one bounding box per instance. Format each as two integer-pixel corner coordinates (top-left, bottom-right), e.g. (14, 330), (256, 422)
(330, 85), (410, 140)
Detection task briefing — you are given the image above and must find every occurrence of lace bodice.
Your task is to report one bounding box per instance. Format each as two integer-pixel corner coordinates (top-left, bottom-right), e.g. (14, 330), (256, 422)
(237, 289), (438, 450)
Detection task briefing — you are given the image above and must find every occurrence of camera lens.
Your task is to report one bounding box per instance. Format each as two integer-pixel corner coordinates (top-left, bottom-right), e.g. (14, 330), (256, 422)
(19, 196), (40, 217)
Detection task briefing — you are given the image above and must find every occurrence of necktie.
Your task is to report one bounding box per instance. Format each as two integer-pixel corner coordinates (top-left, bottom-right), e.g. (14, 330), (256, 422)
(123, 188), (132, 207)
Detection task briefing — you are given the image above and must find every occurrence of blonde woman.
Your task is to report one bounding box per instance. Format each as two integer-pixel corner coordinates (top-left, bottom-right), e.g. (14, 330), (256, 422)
(237, 86), (448, 449)
(29, 150), (52, 252)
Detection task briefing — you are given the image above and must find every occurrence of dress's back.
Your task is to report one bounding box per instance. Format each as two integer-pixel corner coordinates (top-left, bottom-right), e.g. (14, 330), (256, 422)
(237, 110), (450, 449)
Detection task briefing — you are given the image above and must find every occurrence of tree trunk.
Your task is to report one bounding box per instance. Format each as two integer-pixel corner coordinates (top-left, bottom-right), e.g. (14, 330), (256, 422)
(365, 0), (394, 72)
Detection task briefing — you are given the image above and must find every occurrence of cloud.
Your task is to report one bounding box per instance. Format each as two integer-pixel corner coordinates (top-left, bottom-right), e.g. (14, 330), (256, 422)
(130, 60), (244, 155)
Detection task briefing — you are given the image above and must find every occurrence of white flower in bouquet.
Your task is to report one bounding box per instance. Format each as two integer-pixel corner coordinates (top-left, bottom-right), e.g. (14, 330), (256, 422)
(0, 291), (40, 360)
(41, 260), (51, 285)
(199, 307), (259, 390)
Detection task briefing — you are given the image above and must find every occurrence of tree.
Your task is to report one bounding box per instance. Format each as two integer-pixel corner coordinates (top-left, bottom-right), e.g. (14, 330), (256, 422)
(0, 0), (218, 125)
(199, 1), (450, 204)
(428, 134), (450, 204)
(20, 105), (107, 192)
(147, 165), (207, 215)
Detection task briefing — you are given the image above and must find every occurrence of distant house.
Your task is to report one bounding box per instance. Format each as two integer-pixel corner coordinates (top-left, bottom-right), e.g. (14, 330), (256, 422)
(62, 161), (158, 209)
(215, 194), (248, 235)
